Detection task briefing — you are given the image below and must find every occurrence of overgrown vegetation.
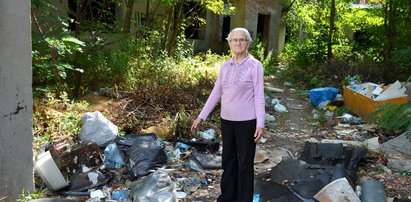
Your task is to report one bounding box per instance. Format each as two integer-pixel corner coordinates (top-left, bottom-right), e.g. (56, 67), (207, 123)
(279, 0), (411, 88)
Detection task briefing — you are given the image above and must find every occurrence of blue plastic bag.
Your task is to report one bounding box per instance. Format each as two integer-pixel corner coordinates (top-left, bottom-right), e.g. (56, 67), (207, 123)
(111, 190), (131, 201)
(253, 194), (260, 202)
(309, 87), (339, 106)
(104, 143), (125, 168)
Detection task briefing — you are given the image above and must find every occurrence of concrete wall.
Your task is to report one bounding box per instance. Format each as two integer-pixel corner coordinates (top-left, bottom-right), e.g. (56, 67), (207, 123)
(245, 0), (282, 56)
(0, 0), (34, 201)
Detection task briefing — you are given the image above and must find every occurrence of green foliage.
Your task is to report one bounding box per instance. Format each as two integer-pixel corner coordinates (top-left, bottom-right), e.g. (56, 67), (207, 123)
(32, 0), (86, 93)
(249, 37), (278, 75)
(310, 76), (325, 88)
(392, 47), (411, 80)
(368, 102), (411, 132)
(335, 106), (349, 116)
(280, 0), (411, 87)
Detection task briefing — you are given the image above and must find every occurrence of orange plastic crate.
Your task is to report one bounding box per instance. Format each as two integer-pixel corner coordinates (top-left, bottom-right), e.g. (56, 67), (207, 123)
(343, 87), (408, 120)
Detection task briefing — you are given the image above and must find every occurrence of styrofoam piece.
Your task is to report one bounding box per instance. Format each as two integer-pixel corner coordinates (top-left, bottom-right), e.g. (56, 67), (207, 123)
(314, 177), (361, 202)
(375, 80), (407, 101)
(35, 151), (69, 191)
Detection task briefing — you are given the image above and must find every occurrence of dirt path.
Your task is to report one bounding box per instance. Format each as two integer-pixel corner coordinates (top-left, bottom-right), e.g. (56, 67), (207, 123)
(262, 78), (314, 154)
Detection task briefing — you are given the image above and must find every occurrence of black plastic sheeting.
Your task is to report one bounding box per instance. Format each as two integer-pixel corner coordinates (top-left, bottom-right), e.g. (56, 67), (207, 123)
(361, 180), (386, 202)
(255, 142), (367, 201)
(299, 142), (367, 186)
(116, 133), (167, 180)
(66, 171), (111, 192)
(254, 173), (302, 202)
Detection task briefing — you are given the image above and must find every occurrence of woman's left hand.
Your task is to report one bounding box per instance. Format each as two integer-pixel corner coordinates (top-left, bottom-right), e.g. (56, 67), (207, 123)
(254, 127), (264, 142)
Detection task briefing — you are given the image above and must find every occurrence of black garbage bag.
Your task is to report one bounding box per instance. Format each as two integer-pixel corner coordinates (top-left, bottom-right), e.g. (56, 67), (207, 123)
(119, 133), (167, 180)
(180, 141), (220, 153)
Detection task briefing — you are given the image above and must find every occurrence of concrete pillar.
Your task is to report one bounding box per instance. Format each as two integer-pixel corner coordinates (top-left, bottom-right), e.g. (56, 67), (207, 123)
(0, 0), (34, 201)
(268, 9), (280, 57)
(278, 21), (287, 54)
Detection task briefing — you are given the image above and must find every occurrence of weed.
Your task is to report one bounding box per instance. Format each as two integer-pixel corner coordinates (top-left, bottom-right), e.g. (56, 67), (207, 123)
(280, 111), (289, 118)
(17, 188), (48, 202)
(335, 106), (349, 116)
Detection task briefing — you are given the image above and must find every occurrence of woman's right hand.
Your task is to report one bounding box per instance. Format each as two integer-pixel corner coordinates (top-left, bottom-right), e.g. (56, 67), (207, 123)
(190, 117), (203, 133)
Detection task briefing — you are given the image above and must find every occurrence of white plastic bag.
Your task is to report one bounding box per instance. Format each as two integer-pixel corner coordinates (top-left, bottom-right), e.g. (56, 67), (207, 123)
(79, 111), (118, 147)
(274, 103), (288, 113)
(200, 129), (216, 140)
(265, 113), (275, 121)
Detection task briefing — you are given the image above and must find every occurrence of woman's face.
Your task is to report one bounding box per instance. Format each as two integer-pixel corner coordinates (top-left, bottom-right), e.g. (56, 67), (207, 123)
(228, 31), (250, 55)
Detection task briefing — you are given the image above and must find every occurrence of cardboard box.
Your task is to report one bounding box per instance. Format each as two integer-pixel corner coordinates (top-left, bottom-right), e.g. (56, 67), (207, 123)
(343, 87), (408, 120)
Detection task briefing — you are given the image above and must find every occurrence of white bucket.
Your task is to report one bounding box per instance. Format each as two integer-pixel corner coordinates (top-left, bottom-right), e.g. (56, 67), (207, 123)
(35, 151), (69, 191)
(314, 177), (361, 202)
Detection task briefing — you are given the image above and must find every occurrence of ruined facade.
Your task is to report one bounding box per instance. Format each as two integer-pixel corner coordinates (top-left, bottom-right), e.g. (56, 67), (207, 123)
(191, 0), (285, 56)
(43, 0), (285, 56)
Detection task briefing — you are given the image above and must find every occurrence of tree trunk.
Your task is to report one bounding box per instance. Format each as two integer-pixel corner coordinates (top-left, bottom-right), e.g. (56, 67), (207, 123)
(168, 0), (185, 56)
(73, 0), (85, 98)
(162, 8), (174, 51)
(327, 0), (335, 61)
(50, 48), (63, 91)
(123, 0), (135, 33)
(384, 0), (397, 75)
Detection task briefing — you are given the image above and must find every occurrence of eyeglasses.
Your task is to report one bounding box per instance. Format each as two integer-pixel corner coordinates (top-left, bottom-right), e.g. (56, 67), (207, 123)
(229, 38), (249, 43)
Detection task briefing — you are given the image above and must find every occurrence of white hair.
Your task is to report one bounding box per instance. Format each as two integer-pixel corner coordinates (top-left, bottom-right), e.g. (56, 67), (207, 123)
(226, 28), (252, 42)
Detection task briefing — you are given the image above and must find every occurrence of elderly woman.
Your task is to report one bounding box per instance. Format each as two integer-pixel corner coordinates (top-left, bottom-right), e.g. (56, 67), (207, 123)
(191, 27), (265, 202)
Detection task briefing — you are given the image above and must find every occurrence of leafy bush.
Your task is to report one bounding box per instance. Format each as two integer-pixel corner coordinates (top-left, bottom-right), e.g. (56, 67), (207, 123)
(249, 37), (278, 75)
(368, 102), (411, 140)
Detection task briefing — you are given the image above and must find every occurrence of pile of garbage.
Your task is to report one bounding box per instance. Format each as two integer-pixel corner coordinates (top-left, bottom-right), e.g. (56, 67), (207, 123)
(34, 111), (222, 201)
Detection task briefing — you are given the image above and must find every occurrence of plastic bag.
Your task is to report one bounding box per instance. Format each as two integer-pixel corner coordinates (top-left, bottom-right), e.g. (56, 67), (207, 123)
(274, 103), (288, 113)
(309, 87), (339, 107)
(130, 170), (177, 202)
(265, 113), (275, 121)
(199, 129), (216, 140)
(104, 143), (125, 169)
(78, 111), (118, 147)
(122, 133), (168, 180)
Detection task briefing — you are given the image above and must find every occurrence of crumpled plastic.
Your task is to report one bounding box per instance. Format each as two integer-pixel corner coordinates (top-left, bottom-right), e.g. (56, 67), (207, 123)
(78, 111), (118, 147)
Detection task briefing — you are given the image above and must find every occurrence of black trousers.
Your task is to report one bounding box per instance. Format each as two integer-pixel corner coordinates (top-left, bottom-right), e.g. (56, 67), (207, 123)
(218, 119), (256, 202)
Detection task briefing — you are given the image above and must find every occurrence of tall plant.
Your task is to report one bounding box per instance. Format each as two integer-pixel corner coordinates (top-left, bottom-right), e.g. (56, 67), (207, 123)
(32, 0), (85, 94)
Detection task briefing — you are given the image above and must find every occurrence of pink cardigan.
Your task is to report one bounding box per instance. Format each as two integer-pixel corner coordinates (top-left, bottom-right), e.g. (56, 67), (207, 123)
(198, 54), (265, 128)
